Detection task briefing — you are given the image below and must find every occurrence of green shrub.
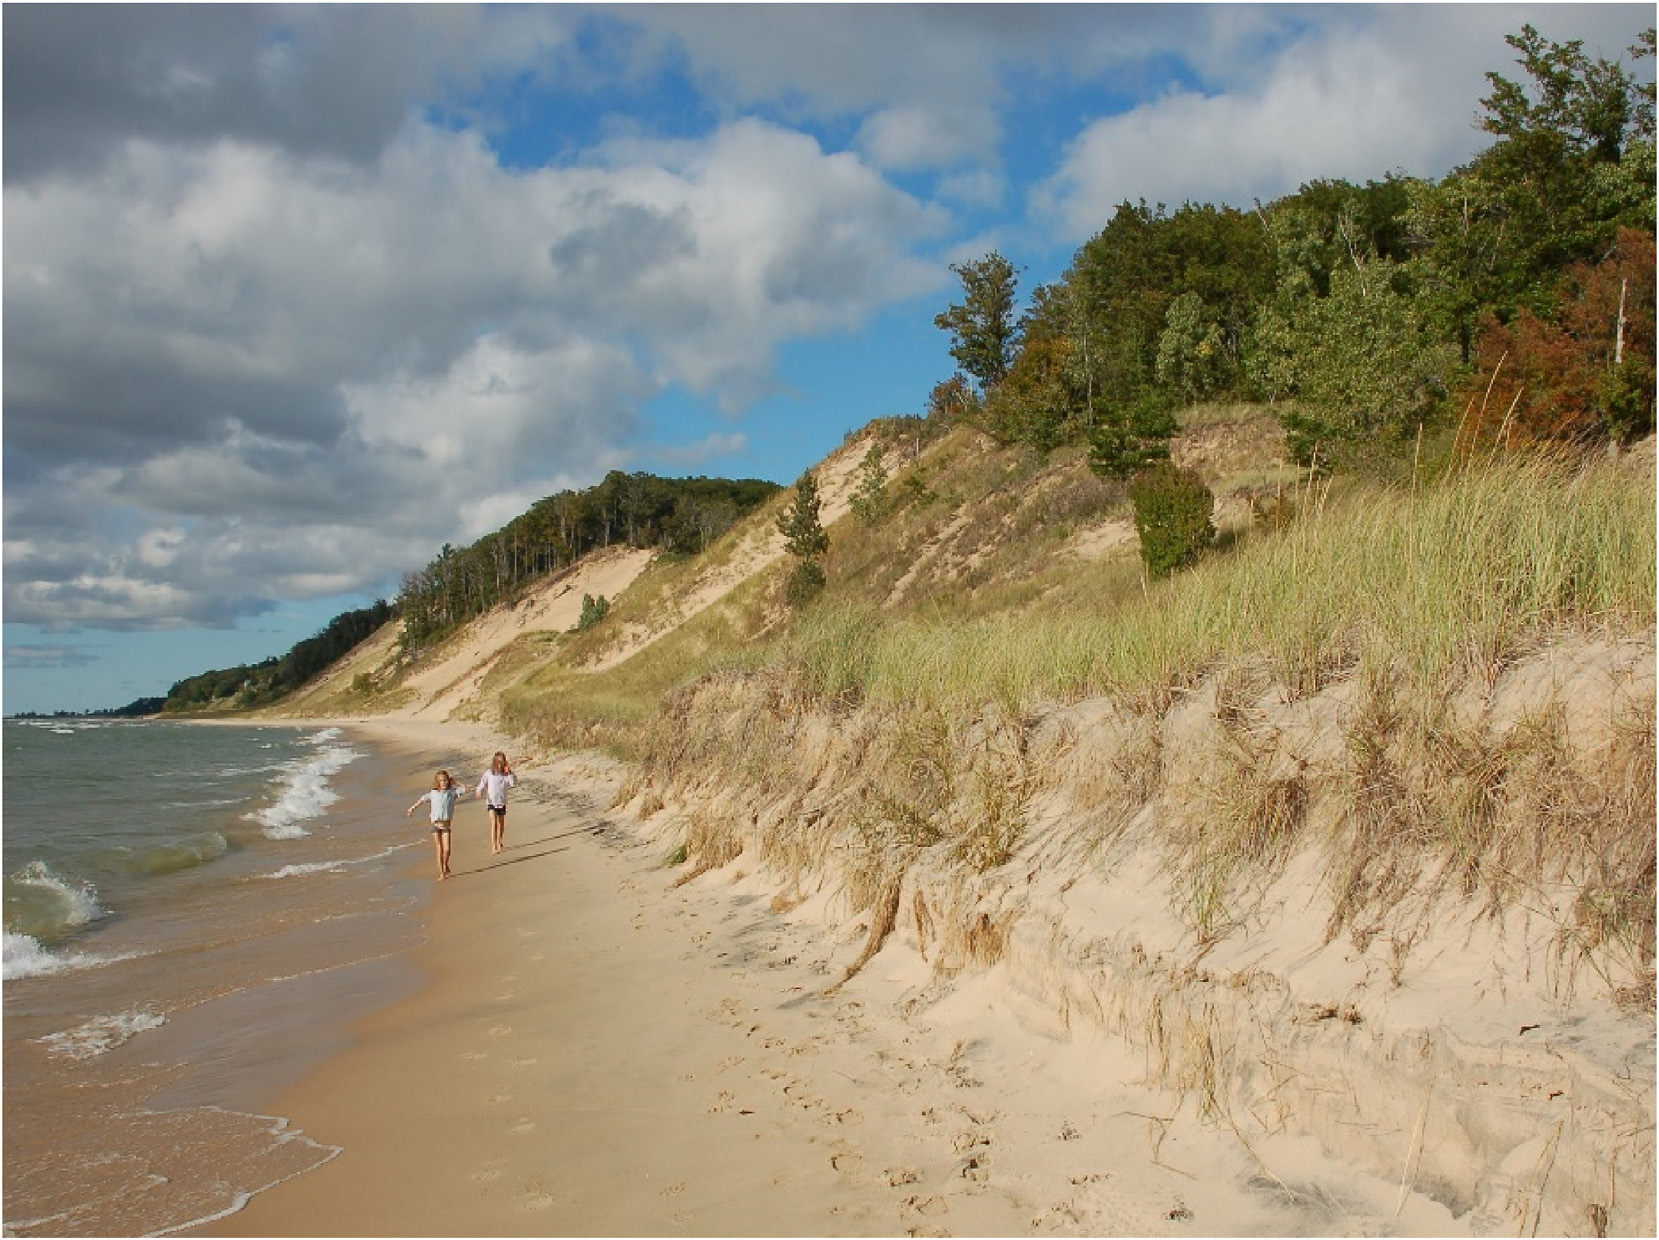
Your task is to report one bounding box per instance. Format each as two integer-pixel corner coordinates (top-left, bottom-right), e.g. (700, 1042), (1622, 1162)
(577, 593), (611, 632)
(785, 560), (827, 609)
(1129, 465), (1215, 578)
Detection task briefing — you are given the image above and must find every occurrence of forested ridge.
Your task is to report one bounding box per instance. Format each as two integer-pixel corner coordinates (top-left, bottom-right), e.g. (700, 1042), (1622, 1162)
(160, 601), (397, 713)
(396, 471), (780, 647)
(931, 25), (1654, 475)
(150, 471), (779, 713)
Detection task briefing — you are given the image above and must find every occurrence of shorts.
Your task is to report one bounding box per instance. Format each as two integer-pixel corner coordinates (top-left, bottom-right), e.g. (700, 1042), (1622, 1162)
(431, 821), (452, 834)
(487, 804), (507, 816)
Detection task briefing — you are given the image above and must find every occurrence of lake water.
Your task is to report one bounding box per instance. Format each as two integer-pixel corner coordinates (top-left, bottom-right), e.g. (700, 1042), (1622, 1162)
(2, 718), (444, 1236)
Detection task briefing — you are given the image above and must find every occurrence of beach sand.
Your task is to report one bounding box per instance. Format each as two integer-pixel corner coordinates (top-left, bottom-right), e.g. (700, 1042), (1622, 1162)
(189, 720), (1465, 1239)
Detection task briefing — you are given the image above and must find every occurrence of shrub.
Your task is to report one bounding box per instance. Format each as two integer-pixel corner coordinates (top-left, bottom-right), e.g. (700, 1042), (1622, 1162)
(1129, 465), (1215, 578)
(785, 560), (827, 609)
(577, 593), (611, 632)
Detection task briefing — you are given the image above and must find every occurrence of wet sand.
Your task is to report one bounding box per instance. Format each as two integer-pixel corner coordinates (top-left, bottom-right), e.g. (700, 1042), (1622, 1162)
(192, 723), (1465, 1238)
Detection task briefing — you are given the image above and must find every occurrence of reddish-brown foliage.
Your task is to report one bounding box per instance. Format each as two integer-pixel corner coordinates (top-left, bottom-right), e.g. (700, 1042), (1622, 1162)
(1458, 228), (1656, 452)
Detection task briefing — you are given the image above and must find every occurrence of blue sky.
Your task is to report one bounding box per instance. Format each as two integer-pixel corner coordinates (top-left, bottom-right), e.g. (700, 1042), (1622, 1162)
(4, 3), (1650, 714)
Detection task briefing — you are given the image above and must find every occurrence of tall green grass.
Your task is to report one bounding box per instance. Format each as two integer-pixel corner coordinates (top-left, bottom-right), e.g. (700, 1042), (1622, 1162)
(781, 452), (1655, 713)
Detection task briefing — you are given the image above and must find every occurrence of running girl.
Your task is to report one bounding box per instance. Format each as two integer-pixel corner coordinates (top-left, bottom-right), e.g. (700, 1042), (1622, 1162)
(476, 752), (516, 855)
(407, 770), (467, 880)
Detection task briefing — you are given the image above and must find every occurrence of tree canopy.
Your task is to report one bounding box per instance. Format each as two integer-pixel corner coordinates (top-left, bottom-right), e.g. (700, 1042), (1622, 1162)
(929, 23), (1655, 464)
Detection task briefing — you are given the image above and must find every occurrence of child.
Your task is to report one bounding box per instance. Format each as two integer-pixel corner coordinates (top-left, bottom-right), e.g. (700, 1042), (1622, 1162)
(407, 770), (467, 880)
(476, 752), (516, 855)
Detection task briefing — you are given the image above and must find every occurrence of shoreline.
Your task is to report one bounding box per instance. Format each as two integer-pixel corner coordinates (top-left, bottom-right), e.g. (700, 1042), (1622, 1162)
(184, 719), (1468, 1238)
(2, 721), (437, 1239)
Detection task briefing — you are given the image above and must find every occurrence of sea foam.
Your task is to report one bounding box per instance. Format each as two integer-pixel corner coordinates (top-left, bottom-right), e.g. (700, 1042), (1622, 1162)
(246, 729), (361, 840)
(40, 1008), (166, 1059)
(2, 932), (137, 981)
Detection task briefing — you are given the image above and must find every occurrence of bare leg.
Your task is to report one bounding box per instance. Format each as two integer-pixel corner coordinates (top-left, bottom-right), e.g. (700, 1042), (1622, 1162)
(490, 809), (505, 854)
(431, 829), (446, 880)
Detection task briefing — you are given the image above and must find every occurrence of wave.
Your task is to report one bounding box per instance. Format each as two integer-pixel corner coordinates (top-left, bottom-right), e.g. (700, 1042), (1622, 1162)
(39, 1007), (166, 1060)
(244, 731), (361, 840)
(122, 831), (232, 877)
(261, 860), (348, 880)
(2, 931), (138, 981)
(4, 861), (107, 940)
(258, 839), (420, 882)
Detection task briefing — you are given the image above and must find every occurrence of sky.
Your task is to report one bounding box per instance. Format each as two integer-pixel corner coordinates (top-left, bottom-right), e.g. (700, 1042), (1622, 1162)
(3, 3), (1650, 714)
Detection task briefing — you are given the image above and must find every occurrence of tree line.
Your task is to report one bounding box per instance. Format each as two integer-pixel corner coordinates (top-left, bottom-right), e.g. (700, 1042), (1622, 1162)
(397, 470), (780, 646)
(932, 25), (1656, 475)
(160, 600), (397, 713)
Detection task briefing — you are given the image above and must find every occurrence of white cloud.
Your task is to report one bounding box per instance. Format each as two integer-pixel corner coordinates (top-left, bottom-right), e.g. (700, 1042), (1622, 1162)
(3, 113), (942, 628)
(1032, 5), (1652, 240)
(856, 104), (999, 172)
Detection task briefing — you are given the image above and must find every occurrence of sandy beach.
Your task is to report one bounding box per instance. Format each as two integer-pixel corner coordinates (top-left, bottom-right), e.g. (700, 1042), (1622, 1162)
(187, 719), (1467, 1238)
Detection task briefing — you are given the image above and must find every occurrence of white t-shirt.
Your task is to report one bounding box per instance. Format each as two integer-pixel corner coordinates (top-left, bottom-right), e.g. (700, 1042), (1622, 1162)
(476, 771), (516, 808)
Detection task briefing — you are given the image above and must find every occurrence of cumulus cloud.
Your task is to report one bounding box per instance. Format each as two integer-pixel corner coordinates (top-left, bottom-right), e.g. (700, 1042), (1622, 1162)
(1, 5), (571, 182)
(3, 99), (943, 627)
(1033, 5), (1650, 239)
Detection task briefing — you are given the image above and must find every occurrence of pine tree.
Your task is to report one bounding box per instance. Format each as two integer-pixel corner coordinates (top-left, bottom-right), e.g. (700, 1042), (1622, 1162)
(777, 471), (829, 606)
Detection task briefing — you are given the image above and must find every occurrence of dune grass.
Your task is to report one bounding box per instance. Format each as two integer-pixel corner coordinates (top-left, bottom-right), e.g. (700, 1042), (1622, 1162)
(504, 428), (1651, 992)
(778, 449), (1655, 715)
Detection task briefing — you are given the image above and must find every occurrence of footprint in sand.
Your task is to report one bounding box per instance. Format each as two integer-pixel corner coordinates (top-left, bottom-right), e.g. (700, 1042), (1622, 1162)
(517, 1191), (555, 1212)
(951, 1129), (992, 1154)
(885, 1167), (920, 1187)
(832, 1108), (863, 1126)
(658, 1181), (686, 1198)
(470, 1167), (503, 1184)
(460, 1050), (489, 1062)
(509, 1118), (536, 1136)
(486, 1093), (513, 1106)
(717, 1055), (745, 1072)
(489, 1024), (513, 1038)
(510, 1056), (539, 1068)
(830, 1146), (864, 1178)
(781, 1079), (822, 1110)
(901, 1194), (949, 1218)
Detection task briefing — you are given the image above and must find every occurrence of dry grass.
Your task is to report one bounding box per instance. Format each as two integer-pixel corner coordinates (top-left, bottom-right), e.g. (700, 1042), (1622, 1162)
(504, 419), (1652, 992)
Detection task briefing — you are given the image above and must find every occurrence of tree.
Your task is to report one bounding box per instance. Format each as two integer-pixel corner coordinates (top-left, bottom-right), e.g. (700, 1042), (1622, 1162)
(1156, 291), (1232, 406)
(1087, 395), (1178, 480)
(1459, 226), (1656, 448)
(934, 251), (1021, 391)
(1248, 245), (1456, 466)
(1410, 22), (1655, 352)
(777, 470), (830, 607)
(849, 443), (889, 525)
